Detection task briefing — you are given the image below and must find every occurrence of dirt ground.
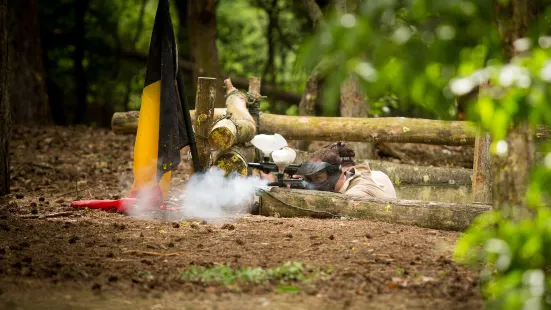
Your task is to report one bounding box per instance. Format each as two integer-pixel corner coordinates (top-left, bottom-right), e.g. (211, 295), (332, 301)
(0, 125), (482, 310)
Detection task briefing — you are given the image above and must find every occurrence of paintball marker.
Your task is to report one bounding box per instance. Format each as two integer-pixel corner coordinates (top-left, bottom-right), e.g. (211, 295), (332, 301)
(248, 162), (301, 176)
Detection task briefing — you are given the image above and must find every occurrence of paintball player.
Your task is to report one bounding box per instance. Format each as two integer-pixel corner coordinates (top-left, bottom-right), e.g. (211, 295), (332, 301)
(324, 142), (397, 198)
(259, 142), (396, 199)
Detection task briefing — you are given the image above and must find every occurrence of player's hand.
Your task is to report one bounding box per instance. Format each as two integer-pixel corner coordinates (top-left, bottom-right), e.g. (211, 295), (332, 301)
(258, 170), (277, 182)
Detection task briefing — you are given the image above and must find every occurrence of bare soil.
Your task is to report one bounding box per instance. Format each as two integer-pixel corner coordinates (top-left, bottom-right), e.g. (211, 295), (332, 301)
(0, 125), (482, 309)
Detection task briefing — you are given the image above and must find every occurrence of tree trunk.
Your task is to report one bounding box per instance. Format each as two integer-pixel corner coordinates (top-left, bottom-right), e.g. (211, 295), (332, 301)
(492, 124), (535, 217)
(256, 188), (491, 231)
(297, 61), (329, 151)
(334, 1), (374, 159)
(187, 0), (225, 108)
(492, 0), (537, 216)
(7, 0), (51, 124)
(340, 72), (374, 159)
(73, 0), (90, 124)
(0, 0), (10, 195)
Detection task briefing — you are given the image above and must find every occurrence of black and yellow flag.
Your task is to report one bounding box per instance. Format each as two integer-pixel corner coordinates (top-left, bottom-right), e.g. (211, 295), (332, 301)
(131, 0), (188, 200)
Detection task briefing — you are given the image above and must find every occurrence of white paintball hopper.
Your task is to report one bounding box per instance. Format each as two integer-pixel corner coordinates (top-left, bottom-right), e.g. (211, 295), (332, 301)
(250, 134), (288, 159)
(271, 147), (297, 174)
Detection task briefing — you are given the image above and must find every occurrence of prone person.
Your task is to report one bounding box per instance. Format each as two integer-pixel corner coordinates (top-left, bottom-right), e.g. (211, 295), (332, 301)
(259, 142), (396, 199)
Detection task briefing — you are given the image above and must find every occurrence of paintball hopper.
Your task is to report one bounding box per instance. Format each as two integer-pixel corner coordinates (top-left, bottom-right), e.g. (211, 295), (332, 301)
(250, 134), (288, 160)
(271, 147), (297, 174)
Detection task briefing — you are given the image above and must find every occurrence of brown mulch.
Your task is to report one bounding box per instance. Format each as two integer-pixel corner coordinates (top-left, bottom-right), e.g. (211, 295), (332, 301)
(0, 125), (482, 310)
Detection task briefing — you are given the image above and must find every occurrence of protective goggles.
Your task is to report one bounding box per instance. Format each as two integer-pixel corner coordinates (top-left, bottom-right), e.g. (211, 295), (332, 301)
(296, 162), (341, 176)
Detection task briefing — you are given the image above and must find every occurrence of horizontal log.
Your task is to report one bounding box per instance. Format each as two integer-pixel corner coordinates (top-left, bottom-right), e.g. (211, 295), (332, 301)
(208, 79), (256, 151)
(256, 187), (492, 231)
(213, 147), (248, 176)
(363, 160), (473, 185)
(260, 115), (477, 145)
(111, 109), (227, 135)
(111, 110), (548, 146)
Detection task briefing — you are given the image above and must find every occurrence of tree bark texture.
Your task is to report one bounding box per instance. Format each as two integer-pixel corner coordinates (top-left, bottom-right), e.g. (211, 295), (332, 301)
(492, 124), (535, 215)
(492, 0), (538, 215)
(208, 79), (256, 151)
(334, 1), (373, 159)
(73, 0), (89, 124)
(363, 160), (473, 186)
(0, 0), (10, 195)
(260, 115), (478, 145)
(256, 188), (492, 231)
(7, 0), (51, 124)
(187, 0), (225, 108)
(213, 147), (248, 176)
(297, 61), (329, 151)
(112, 110), (547, 146)
(194, 77), (217, 171)
(472, 131), (492, 204)
(340, 72), (374, 159)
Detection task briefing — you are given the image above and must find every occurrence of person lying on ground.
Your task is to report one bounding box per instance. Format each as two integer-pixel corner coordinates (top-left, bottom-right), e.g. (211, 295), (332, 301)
(259, 145), (396, 199)
(324, 142), (397, 199)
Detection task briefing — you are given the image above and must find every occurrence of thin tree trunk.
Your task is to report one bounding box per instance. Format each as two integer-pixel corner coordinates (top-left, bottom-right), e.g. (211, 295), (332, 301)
(492, 0), (537, 216)
(340, 72), (374, 158)
(186, 0), (225, 108)
(73, 0), (90, 124)
(0, 0), (11, 195)
(297, 0), (327, 151)
(7, 0), (51, 124)
(335, 0), (374, 159)
(297, 61), (329, 150)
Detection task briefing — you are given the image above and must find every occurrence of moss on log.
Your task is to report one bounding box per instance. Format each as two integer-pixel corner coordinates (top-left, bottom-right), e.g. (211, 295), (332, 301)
(208, 79), (256, 151)
(213, 147), (248, 176)
(111, 111), (548, 145)
(112, 109), (227, 134)
(472, 131), (492, 204)
(195, 77), (217, 171)
(260, 115), (478, 145)
(256, 187), (491, 231)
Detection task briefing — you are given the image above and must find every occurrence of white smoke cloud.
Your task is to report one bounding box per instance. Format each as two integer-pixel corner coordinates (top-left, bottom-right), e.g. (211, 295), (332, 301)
(176, 167), (268, 223)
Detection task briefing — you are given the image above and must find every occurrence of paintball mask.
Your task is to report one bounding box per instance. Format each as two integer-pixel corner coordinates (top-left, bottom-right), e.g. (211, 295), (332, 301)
(297, 162), (342, 192)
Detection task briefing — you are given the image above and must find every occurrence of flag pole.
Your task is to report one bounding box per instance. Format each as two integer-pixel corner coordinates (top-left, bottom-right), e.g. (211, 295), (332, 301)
(176, 69), (201, 173)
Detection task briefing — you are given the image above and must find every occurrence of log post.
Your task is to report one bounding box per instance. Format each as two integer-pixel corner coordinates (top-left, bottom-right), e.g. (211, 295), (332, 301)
(247, 76), (262, 162)
(213, 146), (248, 176)
(208, 79), (256, 151)
(195, 77), (217, 171)
(256, 187), (492, 231)
(472, 131), (492, 204)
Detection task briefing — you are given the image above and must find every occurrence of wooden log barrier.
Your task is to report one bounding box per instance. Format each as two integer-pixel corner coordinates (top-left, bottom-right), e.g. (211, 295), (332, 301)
(195, 77), (217, 171)
(111, 111), (548, 146)
(256, 187), (492, 231)
(208, 79), (256, 151)
(213, 147), (248, 176)
(363, 160), (473, 185)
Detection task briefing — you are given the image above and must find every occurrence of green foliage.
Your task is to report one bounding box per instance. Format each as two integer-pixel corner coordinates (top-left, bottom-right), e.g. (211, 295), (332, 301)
(179, 261), (332, 287)
(217, 0), (310, 115)
(301, 0), (551, 308)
